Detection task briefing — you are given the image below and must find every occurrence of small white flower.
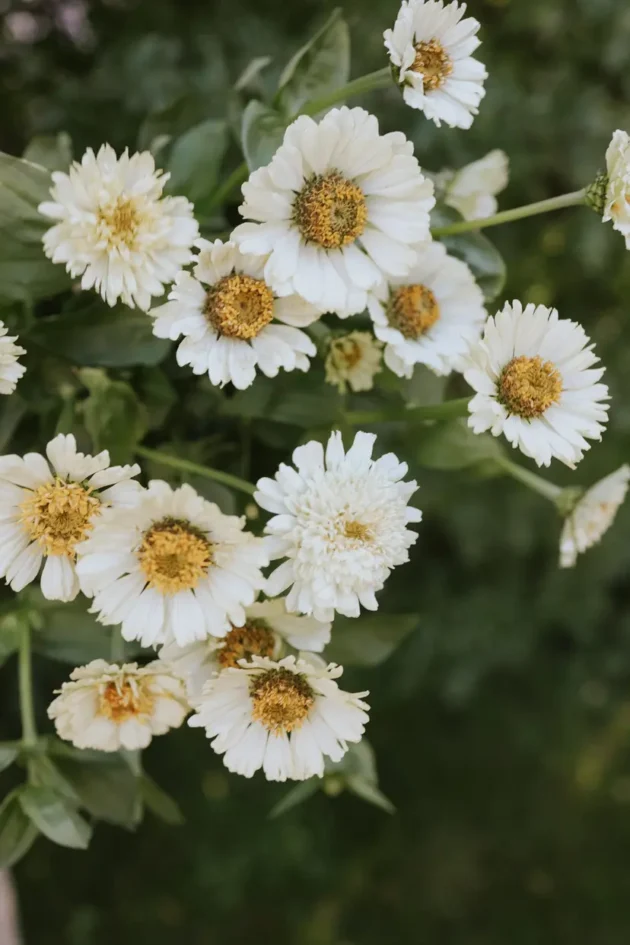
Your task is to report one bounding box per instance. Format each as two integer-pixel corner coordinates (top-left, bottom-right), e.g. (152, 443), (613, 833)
(0, 322), (26, 395)
(255, 431), (421, 621)
(445, 150), (509, 221)
(325, 331), (383, 394)
(75, 480), (268, 648)
(384, 0), (487, 129)
(559, 466), (630, 568)
(39, 145), (199, 310)
(48, 658), (188, 751)
(464, 301), (609, 468)
(161, 596), (332, 705)
(233, 106), (435, 317)
(367, 240), (486, 378)
(189, 654), (369, 781)
(0, 434), (142, 602)
(604, 130), (630, 248)
(149, 239), (319, 390)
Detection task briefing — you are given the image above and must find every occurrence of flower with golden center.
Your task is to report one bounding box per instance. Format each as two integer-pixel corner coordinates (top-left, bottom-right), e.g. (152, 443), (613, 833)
(559, 466), (630, 568)
(0, 433), (142, 602)
(293, 173), (368, 250)
(189, 655), (370, 781)
(0, 320), (26, 396)
(384, 0), (487, 129)
(603, 130), (630, 249)
(76, 480), (268, 648)
(149, 239), (320, 390)
(325, 331), (383, 394)
(48, 659), (189, 751)
(444, 150), (509, 221)
(464, 301), (610, 468)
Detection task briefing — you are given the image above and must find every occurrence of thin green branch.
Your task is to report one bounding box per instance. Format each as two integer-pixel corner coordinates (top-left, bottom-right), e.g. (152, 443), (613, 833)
(18, 622), (37, 749)
(300, 66), (392, 117)
(497, 456), (563, 504)
(136, 445), (256, 496)
(432, 190), (587, 237)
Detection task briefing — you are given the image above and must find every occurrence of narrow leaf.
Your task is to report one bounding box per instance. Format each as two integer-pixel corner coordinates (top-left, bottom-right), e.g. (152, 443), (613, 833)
(140, 776), (185, 826)
(268, 779), (320, 819)
(0, 791), (39, 868)
(19, 785), (92, 850)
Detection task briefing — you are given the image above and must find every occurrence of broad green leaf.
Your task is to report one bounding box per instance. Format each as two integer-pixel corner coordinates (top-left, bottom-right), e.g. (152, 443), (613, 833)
(29, 592), (141, 664)
(23, 133), (73, 173)
(56, 755), (143, 829)
(326, 742), (395, 813)
(432, 204), (506, 303)
(277, 9), (350, 116)
(137, 95), (212, 153)
(0, 791), (39, 868)
(140, 775), (185, 826)
(268, 779), (320, 819)
(416, 418), (505, 471)
(79, 368), (148, 463)
(325, 613), (418, 667)
(166, 119), (229, 205)
(27, 755), (80, 802)
(0, 744), (19, 773)
(241, 100), (286, 172)
(19, 785), (92, 849)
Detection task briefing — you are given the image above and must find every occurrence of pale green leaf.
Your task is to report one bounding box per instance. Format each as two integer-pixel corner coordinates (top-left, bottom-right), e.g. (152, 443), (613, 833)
(56, 755), (143, 829)
(416, 418), (505, 471)
(19, 785), (92, 850)
(0, 791), (39, 868)
(268, 779), (320, 819)
(166, 119), (229, 204)
(0, 744), (19, 773)
(79, 368), (148, 463)
(325, 613), (419, 667)
(241, 100), (286, 172)
(23, 133), (73, 173)
(140, 775), (185, 826)
(345, 776), (395, 814)
(277, 9), (350, 116)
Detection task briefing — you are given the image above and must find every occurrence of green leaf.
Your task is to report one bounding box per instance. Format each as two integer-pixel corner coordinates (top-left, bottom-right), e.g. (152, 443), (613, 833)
(241, 100), (286, 172)
(0, 744), (19, 773)
(345, 776), (395, 814)
(140, 775), (185, 826)
(79, 367), (148, 463)
(277, 9), (351, 116)
(268, 779), (320, 819)
(234, 56), (273, 93)
(0, 394), (27, 452)
(0, 611), (24, 668)
(0, 791), (39, 868)
(416, 418), (505, 471)
(29, 592), (140, 664)
(325, 613), (419, 667)
(166, 119), (229, 205)
(432, 204), (506, 303)
(55, 754), (143, 829)
(19, 785), (92, 849)
(23, 133), (73, 173)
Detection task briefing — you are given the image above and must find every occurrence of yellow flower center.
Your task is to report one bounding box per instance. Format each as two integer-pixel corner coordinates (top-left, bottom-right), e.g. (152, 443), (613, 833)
(98, 678), (154, 723)
(498, 355), (563, 419)
(137, 518), (213, 595)
(205, 273), (275, 340)
(294, 172), (368, 249)
(217, 621), (276, 670)
(388, 284), (440, 339)
(97, 196), (140, 249)
(411, 39), (453, 92)
(344, 520), (373, 542)
(19, 478), (100, 557)
(250, 668), (315, 735)
(332, 337), (363, 370)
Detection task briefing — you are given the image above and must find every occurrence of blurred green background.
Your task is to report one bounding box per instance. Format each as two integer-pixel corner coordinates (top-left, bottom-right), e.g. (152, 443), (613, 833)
(3, 0), (630, 941)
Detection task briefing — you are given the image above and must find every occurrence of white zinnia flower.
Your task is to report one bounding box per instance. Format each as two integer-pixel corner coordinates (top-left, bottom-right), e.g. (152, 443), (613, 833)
(39, 145), (199, 310)
(0, 322), (26, 395)
(559, 465), (630, 568)
(233, 106), (435, 317)
(384, 0), (487, 129)
(149, 239), (319, 390)
(161, 597), (332, 706)
(0, 434), (142, 602)
(255, 431), (421, 621)
(445, 150), (509, 221)
(325, 331), (383, 394)
(367, 240), (486, 378)
(75, 480), (268, 648)
(189, 654), (369, 781)
(48, 659), (188, 751)
(464, 301), (609, 469)
(603, 130), (630, 248)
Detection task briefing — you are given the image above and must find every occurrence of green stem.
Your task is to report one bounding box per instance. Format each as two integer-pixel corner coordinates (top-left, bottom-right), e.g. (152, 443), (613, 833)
(110, 628), (126, 664)
(346, 397), (470, 426)
(18, 623), (37, 749)
(204, 162), (249, 215)
(432, 190), (587, 237)
(136, 445), (256, 496)
(300, 66), (392, 117)
(497, 456), (563, 504)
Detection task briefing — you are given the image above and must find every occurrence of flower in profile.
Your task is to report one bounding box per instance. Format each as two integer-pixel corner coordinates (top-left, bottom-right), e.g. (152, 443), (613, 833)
(39, 145), (199, 310)
(325, 331), (383, 394)
(367, 240), (486, 378)
(464, 301), (609, 468)
(0, 321), (26, 395)
(233, 106), (435, 317)
(255, 431), (421, 621)
(444, 150), (509, 221)
(384, 0), (487, 129)
(76, 480), (268, 648)
(161, 597), (332, 706)
(603, 130), (630, 248)
(189, 655), (369, 781)
(0, 434), (142, 601)
(559, 466), (630, 568)
(48, 659), (188, 751)
(149, 239), (319, 390)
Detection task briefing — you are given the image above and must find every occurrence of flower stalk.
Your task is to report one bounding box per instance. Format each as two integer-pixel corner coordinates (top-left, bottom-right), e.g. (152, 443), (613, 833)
(136, 445), (256, 496)
(496, 456), (563, 504)
(432, 189), (587, 237)
(18, 621), (37, 749)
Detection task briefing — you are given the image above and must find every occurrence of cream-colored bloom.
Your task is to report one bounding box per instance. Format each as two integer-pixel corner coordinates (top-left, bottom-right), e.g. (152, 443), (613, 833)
(189, 655), (369, 781)
(384, 0), (487, 129)
(0, 322), (26, 395)
(560, 466), (630, 568)
(325, 331), (383, 393)
(445, 150), (509, 221)
(464, 301), (609, 468)
(367, 240), (486, 378)
(48, 659), (188, 751)
(76, 480), (268, 648)
(233, 106), (435, 317)
(0, 434), (142, 602)
(149, 239), (319, 390)
(604, 130), (630, 248)
(39, 145), (199, 310)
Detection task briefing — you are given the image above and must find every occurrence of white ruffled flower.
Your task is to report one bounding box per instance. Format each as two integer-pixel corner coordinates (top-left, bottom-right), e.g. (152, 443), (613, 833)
(161, 597), (332, 706)
(149, 239), (319, 390)
(189, 654), (369, 781)
(75, 480), (268, 648)
(559, 466), (630, 568)
(325, 331), (383, 394)
(0, 434), (142, 602)
(367, 240), (486, 378)
(48, 659), (188, 751)
(233, 106), (435, 317)
(384, 0), (487, 129)
(255, 431), (421, 621)
(464, 301), (609, 469)
(604, 130), (630, 248)
(0, 322), (26, 395)
(39, 145), (199, 310)
(445, 150), (509, 221)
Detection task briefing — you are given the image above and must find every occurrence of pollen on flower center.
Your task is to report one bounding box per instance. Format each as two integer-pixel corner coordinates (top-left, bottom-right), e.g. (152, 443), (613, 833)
(250, 668), (315, 734)
(19, 478), (100, 557)
(137, 517), (213, 594)
(499, 355), (563, 419)
(412, 39), (453, 92)
(344, 519), (373, 542)
(388, 284), (440, 339)
(334, 338), (362, 369)
(97, 196), (140, 248)
(98, 679), (153, 722)
(217, 621), (276, 669)
(294, 172), (368, 250)
(205, 273), (275, 341)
